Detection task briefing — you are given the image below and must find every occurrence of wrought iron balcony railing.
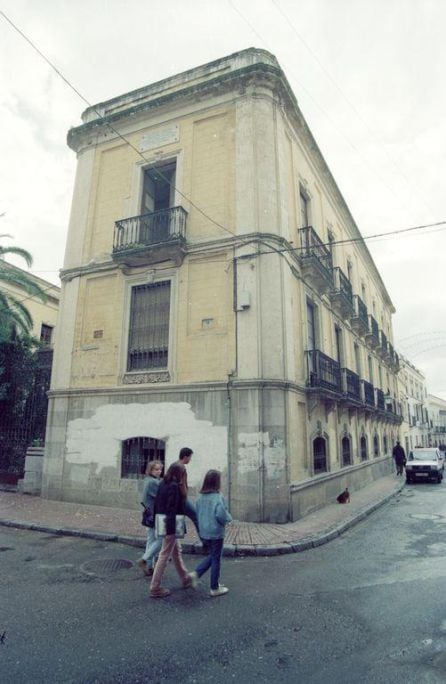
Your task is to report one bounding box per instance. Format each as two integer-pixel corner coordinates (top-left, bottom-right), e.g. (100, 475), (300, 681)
(380, 330), (388, 357)
(361, 379), (375, 406)
(375, 388), (385, 410)
(113, 206), (187, 252)
(299, 226), (333, 288)
(341, 368), (361, 400)
(365, 315), (380, 347)
(306, 349), (341, 393)
(331, 268), (354, 317)
(352, 295), (368, 333)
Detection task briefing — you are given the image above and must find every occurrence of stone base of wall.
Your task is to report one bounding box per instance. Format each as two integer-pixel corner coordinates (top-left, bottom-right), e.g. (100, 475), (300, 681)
(17, 447), (45, 495)
(290, 455), (393, 521)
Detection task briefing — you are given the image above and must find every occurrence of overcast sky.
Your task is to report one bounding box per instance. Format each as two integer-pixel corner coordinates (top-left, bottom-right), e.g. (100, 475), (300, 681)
(1, 0), (445, 397)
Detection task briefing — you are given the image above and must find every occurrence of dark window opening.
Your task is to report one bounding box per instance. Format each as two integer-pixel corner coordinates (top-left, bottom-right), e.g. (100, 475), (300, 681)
(342, 436), (351, 466)
(121, 436), (165, 479)
(40, 324), (53, 346)
(313, 436), (327, 474)
(360, 435), (368, 461)
(383, 435), (388, 455)
(373, 434), (380, 457)
(141, 162), (176, 214)
(300, 190), (309, 229)
(127, 280), (171, 371)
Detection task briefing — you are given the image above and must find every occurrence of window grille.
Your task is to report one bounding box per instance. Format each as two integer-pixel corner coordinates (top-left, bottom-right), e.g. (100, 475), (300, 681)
(127, 281), (170, 371)
(313, 437), (327, 473)
(121, 437), (165, 479)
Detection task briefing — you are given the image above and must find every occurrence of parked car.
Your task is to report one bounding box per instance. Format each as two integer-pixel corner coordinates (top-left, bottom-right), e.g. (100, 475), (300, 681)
(405, 448), (444, 484)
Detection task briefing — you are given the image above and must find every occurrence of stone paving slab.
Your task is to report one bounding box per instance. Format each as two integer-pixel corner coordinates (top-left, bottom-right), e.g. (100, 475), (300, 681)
(0, 475), (405, 556)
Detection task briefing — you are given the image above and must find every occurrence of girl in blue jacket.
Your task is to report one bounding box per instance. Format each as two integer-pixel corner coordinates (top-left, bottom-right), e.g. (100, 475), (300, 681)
(187, 469), (232, 597)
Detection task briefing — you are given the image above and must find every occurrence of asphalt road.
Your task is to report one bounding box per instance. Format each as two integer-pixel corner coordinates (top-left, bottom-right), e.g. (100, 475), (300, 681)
(1, 483), (446, 684)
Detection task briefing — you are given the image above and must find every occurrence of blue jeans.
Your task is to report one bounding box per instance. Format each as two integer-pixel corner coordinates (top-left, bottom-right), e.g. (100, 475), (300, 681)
(185, 499), (200, 536)
(142, 526), (163, 568)
(195, 538), (224, 590)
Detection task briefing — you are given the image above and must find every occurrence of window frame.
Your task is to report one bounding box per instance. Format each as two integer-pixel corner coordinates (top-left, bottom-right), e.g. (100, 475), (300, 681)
(121, 270), (177, 381)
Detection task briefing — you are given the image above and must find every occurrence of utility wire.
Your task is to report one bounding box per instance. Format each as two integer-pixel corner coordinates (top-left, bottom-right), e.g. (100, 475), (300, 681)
(0, 9), (237, 241)
(228, 0), (434, 222)
(2, 8), (445, 262)
(269, 0), (436, 220)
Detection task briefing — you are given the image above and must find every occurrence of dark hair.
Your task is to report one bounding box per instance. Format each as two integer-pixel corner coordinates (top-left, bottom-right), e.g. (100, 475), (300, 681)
(164, 463), (187, 497)
(179, 447), (193, 460)
(200, 469), (221, 494)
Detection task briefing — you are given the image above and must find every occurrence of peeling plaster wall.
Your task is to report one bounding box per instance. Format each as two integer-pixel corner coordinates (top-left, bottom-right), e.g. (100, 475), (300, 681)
(43, 395), (228, 510)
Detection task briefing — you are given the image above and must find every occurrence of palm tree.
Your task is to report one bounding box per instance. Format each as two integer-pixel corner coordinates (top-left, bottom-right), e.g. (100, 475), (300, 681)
(0, 234), (48, 341)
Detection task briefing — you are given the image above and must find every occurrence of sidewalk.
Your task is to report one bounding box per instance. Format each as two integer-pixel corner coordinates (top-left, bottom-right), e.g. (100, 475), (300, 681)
(0, 475), (404, 556)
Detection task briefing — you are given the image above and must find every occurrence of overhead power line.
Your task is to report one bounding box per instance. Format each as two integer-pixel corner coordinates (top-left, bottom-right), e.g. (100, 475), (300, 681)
(2, 8), (445, 269)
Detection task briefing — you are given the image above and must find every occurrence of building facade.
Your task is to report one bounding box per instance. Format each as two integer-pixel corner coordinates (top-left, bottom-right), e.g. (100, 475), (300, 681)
(398, 355), (429, 453)
(0, 261), (60, 473)
(427, 394), (446, 449)
(42, 49), (402, 522)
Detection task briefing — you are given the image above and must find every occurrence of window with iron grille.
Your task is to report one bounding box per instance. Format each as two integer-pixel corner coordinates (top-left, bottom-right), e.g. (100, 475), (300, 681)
(127, 281), (171, 371)
(360, 435), (368, 461)
(313, 436), (327, 473)
(40, 323), (53, 346)
(341, 436), (351, 466)
(121, 437), (165, 479)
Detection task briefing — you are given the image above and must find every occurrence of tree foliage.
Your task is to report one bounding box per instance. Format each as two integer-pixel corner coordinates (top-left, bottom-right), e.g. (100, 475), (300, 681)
(0, 234), (48, 342)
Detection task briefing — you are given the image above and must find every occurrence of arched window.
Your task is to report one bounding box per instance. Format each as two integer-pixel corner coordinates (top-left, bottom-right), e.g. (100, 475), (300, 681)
(121, 437), (166, 479)
(360, 435), (368, 461)
(313, 437), (327, 474)
(373, 434), (379, 458)
(342, 436), (351, 466)
(383, 434), (388, 455)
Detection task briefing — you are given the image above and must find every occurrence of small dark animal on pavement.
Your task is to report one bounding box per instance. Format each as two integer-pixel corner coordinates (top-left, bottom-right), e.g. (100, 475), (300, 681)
(337, 488), (350, 504)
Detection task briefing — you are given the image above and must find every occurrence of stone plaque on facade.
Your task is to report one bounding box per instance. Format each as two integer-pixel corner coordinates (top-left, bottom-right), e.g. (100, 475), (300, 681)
(123, 372), (170, 384)
(139, 125), (179, 152)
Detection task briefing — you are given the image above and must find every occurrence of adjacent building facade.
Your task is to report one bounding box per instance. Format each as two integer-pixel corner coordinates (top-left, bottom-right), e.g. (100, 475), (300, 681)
(427, 394), (446, 449)
(398, 355), (429, 453)
(42, 49), (402, 522)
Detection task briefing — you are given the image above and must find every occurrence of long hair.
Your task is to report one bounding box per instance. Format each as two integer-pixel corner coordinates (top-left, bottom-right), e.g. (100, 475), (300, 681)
(146, 459), (163, 476)
(200, 469), (221, 494)
(164, 463), (187, 498)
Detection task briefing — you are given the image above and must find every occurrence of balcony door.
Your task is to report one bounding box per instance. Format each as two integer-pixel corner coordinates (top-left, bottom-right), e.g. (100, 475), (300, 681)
(141, 162), (176, 243)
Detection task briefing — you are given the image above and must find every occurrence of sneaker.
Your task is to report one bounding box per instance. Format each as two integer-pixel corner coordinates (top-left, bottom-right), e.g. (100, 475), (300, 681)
(184, 571), (198, 589)
(210, 585), (229, 597)
(149, 587), (171, 598)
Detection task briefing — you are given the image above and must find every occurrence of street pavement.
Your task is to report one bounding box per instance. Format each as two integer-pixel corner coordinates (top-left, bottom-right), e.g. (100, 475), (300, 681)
(0, 474), (404, 555)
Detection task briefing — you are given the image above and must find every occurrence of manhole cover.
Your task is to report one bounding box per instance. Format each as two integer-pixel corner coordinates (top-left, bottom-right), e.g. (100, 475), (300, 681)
(410, 514), (443, 521)
(80, 558), (134, 575)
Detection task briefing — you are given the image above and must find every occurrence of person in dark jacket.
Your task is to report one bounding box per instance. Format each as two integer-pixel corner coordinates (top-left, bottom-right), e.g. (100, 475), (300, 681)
(149, 463), (193, 598)
(392, 440), (406, 476)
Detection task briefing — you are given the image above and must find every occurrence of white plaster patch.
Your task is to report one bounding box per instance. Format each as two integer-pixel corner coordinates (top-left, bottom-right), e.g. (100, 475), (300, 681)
(65, 402), (227, 487)
(238, 432), (285, 478)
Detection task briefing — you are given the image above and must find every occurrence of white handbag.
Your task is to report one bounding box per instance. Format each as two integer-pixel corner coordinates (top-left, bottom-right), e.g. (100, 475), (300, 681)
(155, 513), (186, 539)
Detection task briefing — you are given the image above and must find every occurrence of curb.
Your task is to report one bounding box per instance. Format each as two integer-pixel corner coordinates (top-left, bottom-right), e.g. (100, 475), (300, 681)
(0, 482), (404, 557)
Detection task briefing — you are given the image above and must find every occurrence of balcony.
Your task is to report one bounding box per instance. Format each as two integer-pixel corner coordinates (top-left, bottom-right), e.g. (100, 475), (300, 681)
(330, 268), (354, 319)
(375, 388), (385, 410)
(361, 379), (375, 407)
(365, 315), (380, 348)
(306, 349), (341, 394)
(351, 295), (368, 336)
(112, 206), (187, 266)
(341, 367), (361, 403)
(299, 226), (333, 294)
(378, 330), (388, 359)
